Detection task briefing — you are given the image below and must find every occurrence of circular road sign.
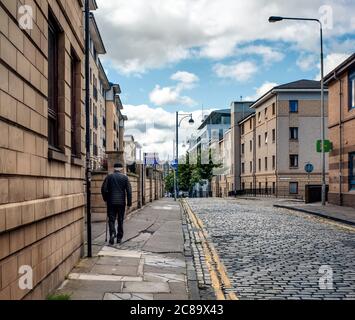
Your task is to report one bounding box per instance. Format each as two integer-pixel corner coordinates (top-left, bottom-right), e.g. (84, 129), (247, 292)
(305, 163), (314, 173)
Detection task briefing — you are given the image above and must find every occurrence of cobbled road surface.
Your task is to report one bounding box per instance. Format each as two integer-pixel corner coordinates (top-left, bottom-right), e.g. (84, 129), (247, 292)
(187, 198), (355, 300)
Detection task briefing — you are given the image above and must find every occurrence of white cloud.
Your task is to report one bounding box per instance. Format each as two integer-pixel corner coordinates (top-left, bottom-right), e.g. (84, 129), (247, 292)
(245, 81), (279, 101)
(149, 71), (199, 107)
(171, 71), (199, 85)
(296, 54), (318, 71)
(238, 45), (284, 64)
(123, 104), (215, 160)
(95, 0), (355, 74)
(213, 61), (258, 82)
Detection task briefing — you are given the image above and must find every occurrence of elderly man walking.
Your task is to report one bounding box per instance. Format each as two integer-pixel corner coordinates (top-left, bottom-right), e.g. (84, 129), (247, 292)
(101, 163), (132, 245)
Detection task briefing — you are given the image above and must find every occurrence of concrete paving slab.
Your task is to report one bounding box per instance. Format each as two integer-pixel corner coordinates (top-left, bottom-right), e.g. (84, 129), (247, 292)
(122, 282), (170, 293)
(91, 264), (139, 276)
(99, 247), (142, 258)
(144, 273), (186, 283)
(104, 293), (154, 300)
(143, 265), (187, 275)
(68, 273), (143, 282)
(96, 256), (141, 266)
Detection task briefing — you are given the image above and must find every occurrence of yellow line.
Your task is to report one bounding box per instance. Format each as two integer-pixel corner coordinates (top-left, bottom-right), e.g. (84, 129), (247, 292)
(182, 200), (238, 300)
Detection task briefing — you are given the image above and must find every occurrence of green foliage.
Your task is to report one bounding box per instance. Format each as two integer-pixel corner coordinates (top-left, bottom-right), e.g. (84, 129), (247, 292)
(164, 171), (175, 193)
(46, 293), (71, 300)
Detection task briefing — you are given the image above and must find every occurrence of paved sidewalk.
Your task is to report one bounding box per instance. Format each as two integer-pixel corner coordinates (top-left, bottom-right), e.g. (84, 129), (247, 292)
(274, 202), (355, 226)
(54, 199), (191, 300)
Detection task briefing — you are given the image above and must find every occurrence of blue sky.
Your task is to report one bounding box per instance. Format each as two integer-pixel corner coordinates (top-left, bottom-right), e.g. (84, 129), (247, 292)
(95, 0), (354, 160)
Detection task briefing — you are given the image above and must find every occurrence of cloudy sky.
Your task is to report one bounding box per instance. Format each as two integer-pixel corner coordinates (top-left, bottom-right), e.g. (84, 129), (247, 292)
(95, 0), (355, 160)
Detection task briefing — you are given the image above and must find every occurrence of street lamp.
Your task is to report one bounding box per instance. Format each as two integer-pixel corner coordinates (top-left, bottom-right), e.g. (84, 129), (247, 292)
(269, 15), (326, 206)
(174, 112), (195, 201)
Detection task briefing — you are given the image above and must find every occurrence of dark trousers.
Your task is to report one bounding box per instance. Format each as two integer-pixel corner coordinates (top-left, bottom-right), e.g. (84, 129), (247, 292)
(107, 204), (126, 239)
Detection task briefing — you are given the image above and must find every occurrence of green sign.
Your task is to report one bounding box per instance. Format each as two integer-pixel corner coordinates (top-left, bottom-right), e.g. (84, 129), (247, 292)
(316, 140), (332, 153)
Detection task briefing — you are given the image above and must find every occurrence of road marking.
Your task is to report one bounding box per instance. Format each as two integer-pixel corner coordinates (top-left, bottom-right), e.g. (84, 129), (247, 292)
(182, 200), (238, 300)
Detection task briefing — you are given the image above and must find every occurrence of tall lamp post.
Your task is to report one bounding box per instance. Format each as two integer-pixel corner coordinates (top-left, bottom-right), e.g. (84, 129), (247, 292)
(269, 16), (326, 206)
(174, 112), (195, 201)
(84, 0), (92, 257)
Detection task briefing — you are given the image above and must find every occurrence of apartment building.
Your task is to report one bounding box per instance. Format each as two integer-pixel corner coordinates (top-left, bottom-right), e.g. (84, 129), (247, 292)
(105, 83), (126, 153)
(210, 129), (233, 197)
(0, 0), (86, 299)
(240, 80), (329, 198)
(88, 11), (109, 170)
(324, 53), (355, 208)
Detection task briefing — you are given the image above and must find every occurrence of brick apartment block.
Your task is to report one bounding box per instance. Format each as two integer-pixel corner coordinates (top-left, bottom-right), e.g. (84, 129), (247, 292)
(324, 53), (355, 208)
(0, 0), (87, 300)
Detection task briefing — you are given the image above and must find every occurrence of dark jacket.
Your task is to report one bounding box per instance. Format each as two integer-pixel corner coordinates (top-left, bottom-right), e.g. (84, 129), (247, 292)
(101, 172), (132, 207)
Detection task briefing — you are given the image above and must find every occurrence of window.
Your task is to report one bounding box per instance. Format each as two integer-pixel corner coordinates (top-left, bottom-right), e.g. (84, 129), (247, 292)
(250, 161), (253, 173)
(48, 12), (59, 149)
(290, 127), (299, 140)
(242, 182), (245, 190)
(71, 49), (80, 157)
(272, 129), (276, 143)
(350, 153), (355, 190)
(272, 155), (276, 170)
(258, 135), (261, 147)
(349, 70), (355, 109)
(241, 123), (245, 135)
(265, 132), (268, 144)
(272, 103), (276, 115)
(258, 158), (261, 171)
(258, 112), (261, 122)
(290, 154), (299, 168)
(265, 157), (268, 171)
(250, 119), (253, 130)
(241, 143), (245, 155)
(289, 182), (298, 194)
(249, 140), (252, 152)
(241, 162), (245, 174)
(289, 100), (298, 113)
(264, 107), (268, 119)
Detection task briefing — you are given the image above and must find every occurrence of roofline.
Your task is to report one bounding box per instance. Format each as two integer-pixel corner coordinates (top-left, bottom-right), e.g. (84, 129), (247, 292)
(198, 109), (231, 130)
(89, 13), (106, 54)
(250, 87), (328, 109)
(324, 53), (355, 84)
(98, 59), (110, 89)
(238, 113), (255, 125)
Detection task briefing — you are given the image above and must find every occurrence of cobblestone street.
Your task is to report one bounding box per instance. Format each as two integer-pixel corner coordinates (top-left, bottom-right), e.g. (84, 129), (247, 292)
(187, 198), (355, 300)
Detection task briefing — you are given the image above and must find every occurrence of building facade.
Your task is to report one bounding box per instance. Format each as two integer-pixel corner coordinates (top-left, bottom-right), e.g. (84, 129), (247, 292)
(88, 11), (109, 170)
(240, 80), (329, 198)
(324, 53), (355, 208)
(0, 0), (86, 299)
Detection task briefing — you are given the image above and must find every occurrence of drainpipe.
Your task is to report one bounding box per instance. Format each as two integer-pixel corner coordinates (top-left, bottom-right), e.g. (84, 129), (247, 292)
(334, 71), (343, 205)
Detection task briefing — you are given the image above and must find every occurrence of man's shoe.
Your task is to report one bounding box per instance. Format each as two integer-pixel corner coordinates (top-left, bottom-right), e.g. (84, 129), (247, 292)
(117, 238), (122, 244)
(109, 235), (115, 245)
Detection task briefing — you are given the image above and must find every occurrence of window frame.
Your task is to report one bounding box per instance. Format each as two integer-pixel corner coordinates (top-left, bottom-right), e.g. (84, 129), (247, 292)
(48, 12), (60, 150)
(289, 182), (299, 194)
(290, 154), (299, 168)
(289, 100), (299, 113)
(349, 70), (355, 110)
(350, 152), (355, 191)
(289, 127), (299, 140)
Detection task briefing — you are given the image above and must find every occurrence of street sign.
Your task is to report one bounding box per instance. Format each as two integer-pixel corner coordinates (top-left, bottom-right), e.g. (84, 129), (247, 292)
(171, 160), (178, 170)
(316, 140), (332, 153)
(144, 152), (159, 166)
(305, 163), (314, 173)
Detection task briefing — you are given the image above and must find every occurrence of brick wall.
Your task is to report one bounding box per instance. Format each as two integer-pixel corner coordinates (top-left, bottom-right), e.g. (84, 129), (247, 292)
(0, 0), (86, 300)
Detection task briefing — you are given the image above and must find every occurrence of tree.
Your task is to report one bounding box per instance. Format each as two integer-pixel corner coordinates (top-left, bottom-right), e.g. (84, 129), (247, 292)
(164, 171), (175, 193)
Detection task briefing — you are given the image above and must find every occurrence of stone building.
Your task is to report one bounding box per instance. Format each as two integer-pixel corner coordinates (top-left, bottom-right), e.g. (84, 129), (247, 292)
(88, 10), (109, 170)
(240, 80), (329, 198)
(324, 53), (355, 208)
(0, 0), (86, 299)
